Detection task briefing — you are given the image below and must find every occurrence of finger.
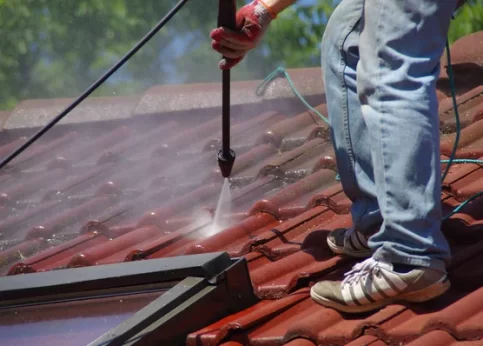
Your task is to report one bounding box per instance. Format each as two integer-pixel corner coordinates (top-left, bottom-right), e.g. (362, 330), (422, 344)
(219, 29), (254, 48)
(210, 30), (248, 50)
(219, 37), (252, 51)
(212, 41), (247, 59)
(212, 27), (252, 45)
(219, 57), (243, 70)
(210, 26), (260, 46)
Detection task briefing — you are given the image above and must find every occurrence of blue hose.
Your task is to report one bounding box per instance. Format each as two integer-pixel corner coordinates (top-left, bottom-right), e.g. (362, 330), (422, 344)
(257, 41), (482, 221)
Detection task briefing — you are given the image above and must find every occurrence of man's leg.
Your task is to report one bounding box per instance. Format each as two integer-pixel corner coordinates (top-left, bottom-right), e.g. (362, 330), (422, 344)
(311, 0), (455, 313)
(357, 0), (453, 269)
(321, 0), (382, 239)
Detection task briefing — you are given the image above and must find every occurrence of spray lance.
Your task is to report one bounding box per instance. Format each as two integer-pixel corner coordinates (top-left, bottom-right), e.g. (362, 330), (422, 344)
(216, 0), (237, 178)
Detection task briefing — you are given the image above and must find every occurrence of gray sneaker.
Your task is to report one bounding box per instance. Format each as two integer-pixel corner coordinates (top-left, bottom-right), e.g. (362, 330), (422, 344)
(310, 257), (450, 313)
(327, 227), (372, 258)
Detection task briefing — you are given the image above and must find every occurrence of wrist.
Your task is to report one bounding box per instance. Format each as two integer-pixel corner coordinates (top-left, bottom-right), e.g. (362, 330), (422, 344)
(257, 0), (278, 19)
(259, 0), (296, 17)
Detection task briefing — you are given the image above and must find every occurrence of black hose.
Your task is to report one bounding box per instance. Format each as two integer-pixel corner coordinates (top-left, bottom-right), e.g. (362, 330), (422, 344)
(0, 0), (189, 171)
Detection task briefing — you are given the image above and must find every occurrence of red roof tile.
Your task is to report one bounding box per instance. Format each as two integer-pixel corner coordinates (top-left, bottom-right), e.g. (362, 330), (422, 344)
(1, 31), (483, 345)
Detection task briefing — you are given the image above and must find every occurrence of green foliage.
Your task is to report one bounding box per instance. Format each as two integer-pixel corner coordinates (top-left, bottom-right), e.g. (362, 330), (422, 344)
(0, 0), (482, 111)
(262, 1), (337, 68)
(449, 0), (483, 43)
(0, 1), (156, 109)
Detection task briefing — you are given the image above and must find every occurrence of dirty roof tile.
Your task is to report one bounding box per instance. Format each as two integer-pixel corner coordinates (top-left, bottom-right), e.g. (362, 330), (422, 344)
(254, 209), (347, 261)
(136, 182), (222, 228)
(67, 225), (161, 268)
(199, 110), (286, 153)
(27, 195), (117, 240)
(257, 105), (328, 148)
(8, 232), (108, 275)
(0, 238), (47, 275)
(248, 249), (351, 299)
(249, 168), (337, 219)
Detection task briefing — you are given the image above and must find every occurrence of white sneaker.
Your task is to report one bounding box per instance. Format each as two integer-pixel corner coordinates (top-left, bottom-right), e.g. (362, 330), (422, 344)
(310, 257), (450, 313)
(327, 227), (372, 258)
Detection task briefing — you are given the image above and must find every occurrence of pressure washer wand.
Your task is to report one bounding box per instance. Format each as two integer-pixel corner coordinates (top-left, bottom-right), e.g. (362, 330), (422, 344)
(217, 0), (237, 178)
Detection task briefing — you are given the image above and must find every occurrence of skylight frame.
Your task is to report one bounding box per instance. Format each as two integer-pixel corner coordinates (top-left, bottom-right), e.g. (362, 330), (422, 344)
(0, 252), (258, 346)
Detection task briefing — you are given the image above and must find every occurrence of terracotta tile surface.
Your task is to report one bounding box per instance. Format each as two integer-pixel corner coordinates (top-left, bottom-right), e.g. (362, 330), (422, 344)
(1, 31), (483, 345)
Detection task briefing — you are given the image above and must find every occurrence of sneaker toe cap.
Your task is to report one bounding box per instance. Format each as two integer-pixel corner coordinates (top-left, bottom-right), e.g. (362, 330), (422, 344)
(311, 280), (344, 303)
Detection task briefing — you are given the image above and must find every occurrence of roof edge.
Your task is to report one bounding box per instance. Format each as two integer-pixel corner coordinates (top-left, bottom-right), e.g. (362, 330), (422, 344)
(133, 67), (324, 116)
(3, 67), (324, 130)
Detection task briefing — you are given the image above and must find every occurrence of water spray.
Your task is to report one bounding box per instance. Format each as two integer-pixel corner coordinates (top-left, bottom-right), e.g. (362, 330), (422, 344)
(216, 0), (237, 178)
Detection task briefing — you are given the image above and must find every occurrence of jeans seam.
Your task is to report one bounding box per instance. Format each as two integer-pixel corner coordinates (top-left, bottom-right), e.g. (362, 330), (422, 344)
(337, 17), (362, 188)
(373, 0), (390, 220)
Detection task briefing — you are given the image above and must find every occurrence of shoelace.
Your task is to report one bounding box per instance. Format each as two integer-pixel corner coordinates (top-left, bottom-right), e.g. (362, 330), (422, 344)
(342, 257), (380, 286)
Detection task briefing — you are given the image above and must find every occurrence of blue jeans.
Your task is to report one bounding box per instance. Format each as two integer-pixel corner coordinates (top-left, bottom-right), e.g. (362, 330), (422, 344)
(321, 0), (456, 271)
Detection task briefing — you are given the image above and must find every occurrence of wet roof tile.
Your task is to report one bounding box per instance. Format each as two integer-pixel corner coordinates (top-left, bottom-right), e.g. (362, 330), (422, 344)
(1, 31), (483, 345)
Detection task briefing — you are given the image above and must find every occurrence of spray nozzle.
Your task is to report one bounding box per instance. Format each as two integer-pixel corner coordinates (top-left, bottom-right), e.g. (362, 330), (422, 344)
(217, 149), (236, 178)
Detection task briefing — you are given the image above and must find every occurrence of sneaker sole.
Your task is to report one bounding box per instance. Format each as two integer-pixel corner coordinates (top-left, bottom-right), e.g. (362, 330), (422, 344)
(310, 278), (451, 314)
(327, 238), (372, 258)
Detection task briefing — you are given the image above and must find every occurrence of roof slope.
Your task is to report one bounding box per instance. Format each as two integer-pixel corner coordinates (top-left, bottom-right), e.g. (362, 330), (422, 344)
(1, 32), (483, 345)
